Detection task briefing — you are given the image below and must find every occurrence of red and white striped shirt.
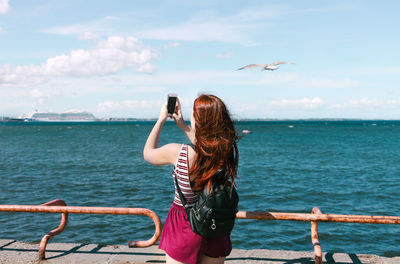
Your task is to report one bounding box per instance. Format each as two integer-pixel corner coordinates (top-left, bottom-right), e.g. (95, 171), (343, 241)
(173, 144), (199, 206)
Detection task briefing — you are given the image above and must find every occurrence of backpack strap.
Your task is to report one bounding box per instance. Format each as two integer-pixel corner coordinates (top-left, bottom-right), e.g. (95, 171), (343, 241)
(174, 174), (191, 214)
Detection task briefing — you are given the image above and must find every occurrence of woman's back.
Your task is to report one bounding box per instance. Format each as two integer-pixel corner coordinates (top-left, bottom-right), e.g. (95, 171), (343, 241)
(172, 144), (197, 207)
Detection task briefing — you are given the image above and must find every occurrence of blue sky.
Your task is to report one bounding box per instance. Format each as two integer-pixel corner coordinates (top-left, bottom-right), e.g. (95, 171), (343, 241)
(1, 0), (399, 119)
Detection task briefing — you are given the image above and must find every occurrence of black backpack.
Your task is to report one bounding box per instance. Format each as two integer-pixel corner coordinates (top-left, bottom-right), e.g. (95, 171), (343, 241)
(174, 168), (239, 238)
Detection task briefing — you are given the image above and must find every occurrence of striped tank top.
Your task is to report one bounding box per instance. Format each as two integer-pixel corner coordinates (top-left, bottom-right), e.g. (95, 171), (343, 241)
(173, 144), (199, 207)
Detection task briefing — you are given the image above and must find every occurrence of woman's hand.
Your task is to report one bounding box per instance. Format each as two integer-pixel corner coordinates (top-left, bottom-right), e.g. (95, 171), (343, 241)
(172, 98), (195, 144)
(158, 103), (169, 123)
(172, 98), (188, 130)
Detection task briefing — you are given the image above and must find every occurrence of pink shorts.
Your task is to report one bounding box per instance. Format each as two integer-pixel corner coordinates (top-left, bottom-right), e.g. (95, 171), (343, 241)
(159, 203), (232, 264)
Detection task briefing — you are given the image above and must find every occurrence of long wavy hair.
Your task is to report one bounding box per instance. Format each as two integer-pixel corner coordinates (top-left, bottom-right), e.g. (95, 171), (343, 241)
(189, 94), (239, 191)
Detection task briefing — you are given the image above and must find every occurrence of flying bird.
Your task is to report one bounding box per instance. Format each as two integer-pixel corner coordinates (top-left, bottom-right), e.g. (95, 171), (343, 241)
(238, 61), (294, 71)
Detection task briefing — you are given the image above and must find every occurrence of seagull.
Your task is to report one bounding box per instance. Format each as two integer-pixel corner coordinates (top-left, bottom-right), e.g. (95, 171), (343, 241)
(238, 61), (294, 71)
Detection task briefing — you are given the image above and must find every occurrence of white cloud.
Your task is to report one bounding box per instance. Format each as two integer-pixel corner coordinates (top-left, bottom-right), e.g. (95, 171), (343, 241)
(37, 4), (359, 47)
(239, 103), (257, 111)
(0, 0), (10, 14)
(235, 6), (285, 21)
(349, 98), (379, 106)
(0, 36), (157, 85)
(348, 66), (400, 76)
(328, 98), (400, 111)
(2, 87), (65, 100)
(30, 89), (45, 98)
(216, 52), (233, 59)
(330, 103), (343, 109)
(305, 78), (361, 88)
(387, 99), (400, 105)
(78, 32), (99, 40)
(269, 97), (325, 109)
(123, 99), (162, 109)
(116, 70), (293, 90)
(97, 101), (115, 113)
(40, 16), (122, 36)
(137, 4), (352, 45)
(163, 41), (181, 49)
(346, 98), (400, 109)
(133, 86), (165, 92)
(136, 63), (156, 73)
(139, 16), (257, 44)
(40, 8), (274, 45)
(323, 98), (400, 119)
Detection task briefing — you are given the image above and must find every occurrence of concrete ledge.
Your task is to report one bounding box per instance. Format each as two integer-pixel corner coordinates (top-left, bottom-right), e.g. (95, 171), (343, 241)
(0, 239), (399, 264)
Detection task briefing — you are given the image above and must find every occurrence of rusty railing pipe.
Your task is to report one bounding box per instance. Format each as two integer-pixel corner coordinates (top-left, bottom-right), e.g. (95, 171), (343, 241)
(0, 203), (162, 260)
(236, 211), (400, 224)
(311, 207), (322, 264)
(2, 204), (400, 263)
(38, 199), (68, 260)
(237, 210), (400, 264)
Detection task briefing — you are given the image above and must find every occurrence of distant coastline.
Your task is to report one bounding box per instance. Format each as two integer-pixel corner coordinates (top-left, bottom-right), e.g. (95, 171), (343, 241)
(1, 111), (399, 123)
(1, 117), (399, 126)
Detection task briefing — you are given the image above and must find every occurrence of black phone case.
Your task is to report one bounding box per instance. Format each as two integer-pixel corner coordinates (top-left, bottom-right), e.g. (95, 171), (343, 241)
(167, 96), (177, 114)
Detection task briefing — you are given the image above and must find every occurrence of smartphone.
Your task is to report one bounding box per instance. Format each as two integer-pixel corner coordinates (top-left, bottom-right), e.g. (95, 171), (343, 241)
(167, 94), (178, 115)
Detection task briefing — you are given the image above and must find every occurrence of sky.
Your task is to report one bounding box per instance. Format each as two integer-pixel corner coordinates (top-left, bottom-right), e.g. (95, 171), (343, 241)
(1, 0), (400, 119)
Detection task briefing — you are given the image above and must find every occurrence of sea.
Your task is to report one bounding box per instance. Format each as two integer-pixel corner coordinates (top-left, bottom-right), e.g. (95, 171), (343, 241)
(0, 120), (399, 257)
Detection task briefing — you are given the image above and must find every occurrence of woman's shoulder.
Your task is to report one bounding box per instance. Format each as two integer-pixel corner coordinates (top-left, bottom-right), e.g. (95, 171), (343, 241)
(169, 143), (192, 151)
(143, 143), (183, 166)
(167, 143), (194, 158)
(165, 143), (184, 153)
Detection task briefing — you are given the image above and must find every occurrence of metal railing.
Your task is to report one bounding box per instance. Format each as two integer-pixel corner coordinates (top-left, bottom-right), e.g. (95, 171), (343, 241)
(0, 199), (162, 260)
(1, 200), (400, 263)
(236, 208), (400, 264)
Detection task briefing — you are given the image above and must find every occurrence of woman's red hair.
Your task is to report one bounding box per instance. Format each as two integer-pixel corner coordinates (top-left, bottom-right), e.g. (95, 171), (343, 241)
(189, 94), (239, 191)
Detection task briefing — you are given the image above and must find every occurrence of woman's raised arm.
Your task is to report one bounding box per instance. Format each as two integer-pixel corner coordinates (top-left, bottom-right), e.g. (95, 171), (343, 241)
(143, 103), (180, 166)
(172, 98), (195, 144)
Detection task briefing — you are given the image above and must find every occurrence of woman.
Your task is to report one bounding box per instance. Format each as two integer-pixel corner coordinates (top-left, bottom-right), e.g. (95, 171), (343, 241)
(143, 94), (239, 264)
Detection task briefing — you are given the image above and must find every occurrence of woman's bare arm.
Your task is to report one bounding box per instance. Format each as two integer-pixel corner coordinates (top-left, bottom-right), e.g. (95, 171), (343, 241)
(172, 98), (195, 144)
(143, 103), (180, 166)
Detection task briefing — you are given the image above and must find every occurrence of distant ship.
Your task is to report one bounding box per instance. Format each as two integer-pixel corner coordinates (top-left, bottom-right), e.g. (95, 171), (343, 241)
(24, 111), (97, 122)
(242, 129), (252, 134)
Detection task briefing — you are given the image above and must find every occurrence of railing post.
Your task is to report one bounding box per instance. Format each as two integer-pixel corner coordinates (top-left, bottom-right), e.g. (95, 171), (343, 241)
(311, 207), (322, 264)
(38, 199), (68, 260)
(128, 208), (162, 248)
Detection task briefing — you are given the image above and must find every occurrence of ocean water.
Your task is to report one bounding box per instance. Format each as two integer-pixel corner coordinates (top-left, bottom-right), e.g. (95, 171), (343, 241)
(0, 121), (399, 257)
